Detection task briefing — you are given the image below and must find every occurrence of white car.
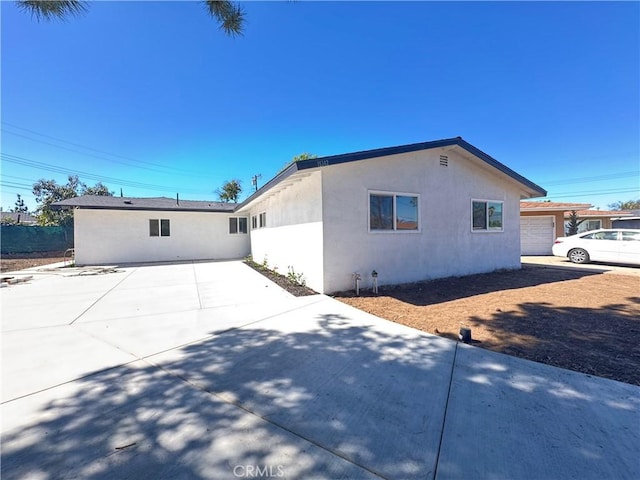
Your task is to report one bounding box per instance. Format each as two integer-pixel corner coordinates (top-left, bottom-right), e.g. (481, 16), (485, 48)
(552, 229), (640, 265)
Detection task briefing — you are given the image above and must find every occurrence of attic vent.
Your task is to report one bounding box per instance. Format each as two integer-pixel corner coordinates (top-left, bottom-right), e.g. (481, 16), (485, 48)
(439, 155), (449, 167)
(123, 200), (133, 205)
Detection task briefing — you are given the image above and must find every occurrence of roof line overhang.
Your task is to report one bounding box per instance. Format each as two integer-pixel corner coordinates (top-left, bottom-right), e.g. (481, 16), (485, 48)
(236, 137), (547, 210)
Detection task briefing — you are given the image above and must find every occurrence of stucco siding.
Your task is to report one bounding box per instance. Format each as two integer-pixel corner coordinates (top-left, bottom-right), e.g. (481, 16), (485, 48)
(250, 222), (324, 293)
(245, 172), (324, 292)
(74, 209), (250, 265)
(321, 148), (523, 293)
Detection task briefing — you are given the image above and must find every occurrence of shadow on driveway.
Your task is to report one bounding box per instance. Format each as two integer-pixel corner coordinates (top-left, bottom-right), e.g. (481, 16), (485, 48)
(2, 312), (638, 480)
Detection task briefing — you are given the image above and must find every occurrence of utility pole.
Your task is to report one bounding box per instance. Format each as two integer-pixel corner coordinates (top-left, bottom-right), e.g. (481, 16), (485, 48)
(251, 174), (262, 192)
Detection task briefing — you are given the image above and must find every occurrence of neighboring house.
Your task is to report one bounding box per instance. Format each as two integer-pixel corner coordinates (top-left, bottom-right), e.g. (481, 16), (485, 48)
(612, 209), (640, 229)
(53, 196), (249, 265)
(55, 137), (546, 294)
(0, 212), (38, 225)
(520, 202), (591, 255)
(520, 202), (634, 255)
(563, 209), (633, 234)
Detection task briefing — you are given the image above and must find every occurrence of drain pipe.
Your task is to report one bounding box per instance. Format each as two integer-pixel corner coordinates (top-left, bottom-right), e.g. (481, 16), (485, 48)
(354, 272), (361, 296)
(371, 270), (378, 295)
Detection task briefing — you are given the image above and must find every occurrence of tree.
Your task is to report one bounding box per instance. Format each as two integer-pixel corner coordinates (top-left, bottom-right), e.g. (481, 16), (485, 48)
(11, 194), (29, 214)
(566, 210), (585, 236)
(216, 179), (242, 203)
(280, 152), (318, 172)
(82, 182), (112, 196)
(32, 175), (113, 226)
(17, 0), (246, 36)
(292, 152), (318, 162)
(608, 199), (640, 211)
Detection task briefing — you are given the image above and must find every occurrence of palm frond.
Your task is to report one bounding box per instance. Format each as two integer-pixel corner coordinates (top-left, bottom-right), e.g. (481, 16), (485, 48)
(204, 0), (245, 36)
(17, 0), (88, 22)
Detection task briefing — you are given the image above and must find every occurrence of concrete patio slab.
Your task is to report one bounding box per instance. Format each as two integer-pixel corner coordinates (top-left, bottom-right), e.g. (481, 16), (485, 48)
(437, 344), (640, 479)
(149, 297), (457, 479)
(75, 295), (325, 359)
(1, 326), (136, 402)
(1, 361), (378, 480)
(1, 271), (131, 330)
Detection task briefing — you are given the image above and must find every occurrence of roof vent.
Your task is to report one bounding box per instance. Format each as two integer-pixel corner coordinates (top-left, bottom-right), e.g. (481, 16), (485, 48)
(123, 200), (133, 205)
(439, 155), (449, 167)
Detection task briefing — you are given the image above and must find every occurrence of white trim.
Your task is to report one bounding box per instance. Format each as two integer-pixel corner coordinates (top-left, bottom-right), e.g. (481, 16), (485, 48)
(149, 218), (171, 237)
(228, 216), (248, 235)
(471, 199), (504, 233)
(368, 190), (421, 234)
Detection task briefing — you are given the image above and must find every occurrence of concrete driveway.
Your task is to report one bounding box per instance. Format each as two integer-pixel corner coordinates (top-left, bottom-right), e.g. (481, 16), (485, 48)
(522, 255), (640, 276)
(2, 261), (638, 479)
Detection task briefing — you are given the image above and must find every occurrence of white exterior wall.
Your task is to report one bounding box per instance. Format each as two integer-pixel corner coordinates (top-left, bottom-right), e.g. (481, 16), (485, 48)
(320, 148), (523, 293)
(74, 209), (250, 265)
(244, 172), (324, 293)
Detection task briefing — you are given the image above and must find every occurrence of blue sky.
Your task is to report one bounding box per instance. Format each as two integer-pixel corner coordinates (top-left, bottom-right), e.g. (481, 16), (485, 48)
(1, 1), (638, 212)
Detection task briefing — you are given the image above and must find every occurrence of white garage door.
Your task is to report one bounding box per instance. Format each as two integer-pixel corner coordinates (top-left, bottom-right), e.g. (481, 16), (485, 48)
(521, 216), (555, 255)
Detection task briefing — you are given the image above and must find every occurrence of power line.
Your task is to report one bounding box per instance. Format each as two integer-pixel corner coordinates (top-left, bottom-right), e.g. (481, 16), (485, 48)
(1, 121), (213, 178)
(548, 188), (639, 199)
(1, 152), (209, 195)
(539, 171), (639, 186)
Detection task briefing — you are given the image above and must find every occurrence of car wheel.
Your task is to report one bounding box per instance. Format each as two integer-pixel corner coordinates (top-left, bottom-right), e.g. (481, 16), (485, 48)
(568, 248), (590, 264)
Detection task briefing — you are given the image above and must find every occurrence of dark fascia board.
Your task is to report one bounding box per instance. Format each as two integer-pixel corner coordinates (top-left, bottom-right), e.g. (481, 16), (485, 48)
(237, 137), (547, 209)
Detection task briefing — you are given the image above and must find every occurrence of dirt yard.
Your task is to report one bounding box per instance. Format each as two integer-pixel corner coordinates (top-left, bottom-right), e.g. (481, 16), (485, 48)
(335, 266), (640, 386)
(0, 251), (69, 273)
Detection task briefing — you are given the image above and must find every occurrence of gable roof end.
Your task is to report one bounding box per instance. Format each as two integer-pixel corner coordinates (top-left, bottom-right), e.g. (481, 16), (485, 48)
(239, 137), (546, 208)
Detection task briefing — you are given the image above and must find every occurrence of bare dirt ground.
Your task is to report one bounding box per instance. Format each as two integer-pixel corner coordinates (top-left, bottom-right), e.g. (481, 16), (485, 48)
(335, 266), (640, 386)
(1, 251), (68, 273)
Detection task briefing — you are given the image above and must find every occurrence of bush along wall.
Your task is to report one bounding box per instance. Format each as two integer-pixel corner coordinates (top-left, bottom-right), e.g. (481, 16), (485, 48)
(0, 225), (74, 254)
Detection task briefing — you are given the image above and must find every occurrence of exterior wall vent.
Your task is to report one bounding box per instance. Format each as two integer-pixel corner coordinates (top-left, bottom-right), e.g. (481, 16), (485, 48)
(439, 155), (449, 167)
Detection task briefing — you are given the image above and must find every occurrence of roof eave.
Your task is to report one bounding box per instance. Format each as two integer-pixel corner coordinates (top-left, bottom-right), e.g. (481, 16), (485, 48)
(236, 137), (547, 208)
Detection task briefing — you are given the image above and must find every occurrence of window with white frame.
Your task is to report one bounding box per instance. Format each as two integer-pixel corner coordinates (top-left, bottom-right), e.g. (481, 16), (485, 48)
(472, 200), (503, 231)
(251, 215), (257, 229)
(149, 219), (170, 237)
(369, 192), (419, 231)
(259, 212), (266, 228)
(229, 217), (248, 234)
(579, 219), (601, 233)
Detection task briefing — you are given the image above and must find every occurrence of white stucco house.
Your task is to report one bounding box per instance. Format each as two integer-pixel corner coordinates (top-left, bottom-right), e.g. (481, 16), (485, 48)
(55, 137), (546, 293)
(53, 196), (250, 265)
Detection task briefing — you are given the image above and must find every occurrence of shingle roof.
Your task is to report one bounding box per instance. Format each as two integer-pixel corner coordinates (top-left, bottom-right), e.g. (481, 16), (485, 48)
(53, 196), (236, 212)
(0, 212), (38, 223)
(240, 137), (547, 208)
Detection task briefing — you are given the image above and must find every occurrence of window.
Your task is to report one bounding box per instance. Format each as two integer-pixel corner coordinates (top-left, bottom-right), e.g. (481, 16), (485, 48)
(251, 215), (257, 229)
(566, 219), (602, 234)
(579, 220), (601, 233)
(229, 217), (248, 234)
(583, 231), (618, 240)
(369, 192), (419, 232)
(472, 201), (503, 232)
(150, 219), (170, 237)
(259, 212), (266, 228)
(622, 231), (640, 241)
